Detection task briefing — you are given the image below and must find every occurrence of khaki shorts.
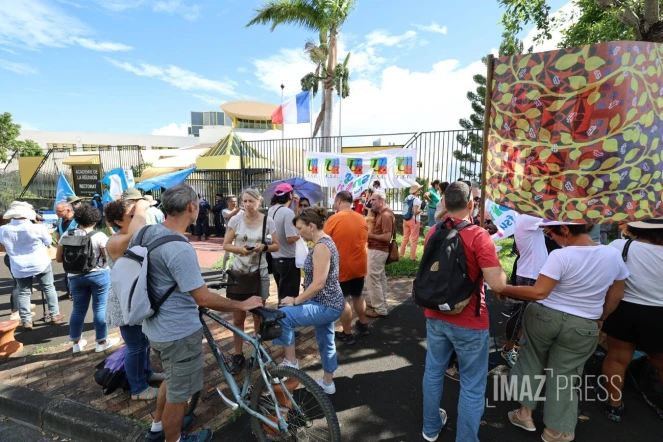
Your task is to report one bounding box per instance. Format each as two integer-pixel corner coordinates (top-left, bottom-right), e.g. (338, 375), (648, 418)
(151, 328), (204, 404)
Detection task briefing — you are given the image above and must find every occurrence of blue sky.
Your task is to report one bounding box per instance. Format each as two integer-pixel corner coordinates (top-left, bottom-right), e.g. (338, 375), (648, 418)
(0, 0), (570, 137)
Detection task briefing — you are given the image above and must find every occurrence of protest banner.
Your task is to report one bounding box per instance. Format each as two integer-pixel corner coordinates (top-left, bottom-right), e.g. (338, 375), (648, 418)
(304, 147), (417, 190)
(485, 199), (519, 242)
(486, 41), (663, 223)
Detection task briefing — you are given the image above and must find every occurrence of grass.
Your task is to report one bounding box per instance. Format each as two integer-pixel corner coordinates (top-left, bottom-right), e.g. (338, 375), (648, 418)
(213, 235), (517, 279)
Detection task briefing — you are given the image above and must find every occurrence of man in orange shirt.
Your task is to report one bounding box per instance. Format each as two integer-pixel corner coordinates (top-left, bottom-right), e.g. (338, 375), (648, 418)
(324, 191), (370, 344)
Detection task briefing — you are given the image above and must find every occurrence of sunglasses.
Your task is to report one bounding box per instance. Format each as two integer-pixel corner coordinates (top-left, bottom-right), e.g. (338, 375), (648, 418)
(299, 203), (309, 207)
(473, 197), (481, 202)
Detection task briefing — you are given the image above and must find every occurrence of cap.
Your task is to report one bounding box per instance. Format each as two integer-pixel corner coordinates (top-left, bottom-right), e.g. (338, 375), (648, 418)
(274, 183), (294, 196)
(627, 216), (663, 230)
(121, 188), (145, 201)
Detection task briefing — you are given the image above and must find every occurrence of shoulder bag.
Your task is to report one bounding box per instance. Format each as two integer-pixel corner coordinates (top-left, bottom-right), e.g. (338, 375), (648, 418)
(386, 211), (399, 265)
(226, 214), (267, 297)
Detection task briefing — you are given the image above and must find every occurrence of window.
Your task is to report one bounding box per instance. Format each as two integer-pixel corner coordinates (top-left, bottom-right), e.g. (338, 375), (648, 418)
(191, 112), (203, 126)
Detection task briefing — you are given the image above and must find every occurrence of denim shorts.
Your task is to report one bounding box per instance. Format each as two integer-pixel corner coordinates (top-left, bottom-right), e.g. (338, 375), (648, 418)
(150, 328), (204, 403)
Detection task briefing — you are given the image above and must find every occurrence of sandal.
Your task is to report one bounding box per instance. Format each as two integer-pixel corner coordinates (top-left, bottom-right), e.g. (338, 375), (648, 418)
(132, 386), (159, 401)
(365, 309), (387, 318)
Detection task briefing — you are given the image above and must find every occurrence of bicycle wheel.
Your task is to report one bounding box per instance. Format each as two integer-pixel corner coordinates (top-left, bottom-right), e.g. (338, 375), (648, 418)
(250, 366), (341, 442)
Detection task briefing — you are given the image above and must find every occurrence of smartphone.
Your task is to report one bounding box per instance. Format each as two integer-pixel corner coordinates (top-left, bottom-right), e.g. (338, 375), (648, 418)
(245, 246), (255, 251)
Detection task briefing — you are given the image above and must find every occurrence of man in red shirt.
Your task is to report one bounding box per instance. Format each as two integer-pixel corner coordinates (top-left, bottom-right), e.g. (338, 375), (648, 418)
(421, 181), (507, 442)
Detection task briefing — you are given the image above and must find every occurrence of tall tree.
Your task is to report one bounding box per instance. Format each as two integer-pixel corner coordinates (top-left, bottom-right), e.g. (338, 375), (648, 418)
(0, 112), (20, 163)
(17, 139), (44, 157)
(247, 0), (356, 144)
(454, 35), (524, 180)
(498, 0), (663, 45)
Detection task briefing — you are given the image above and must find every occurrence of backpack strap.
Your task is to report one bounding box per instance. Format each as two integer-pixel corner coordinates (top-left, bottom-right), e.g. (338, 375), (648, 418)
(134, 225), (150, 247)
(446, 219), (483, 316)
(142, 232), (190, 314)
(622, 239), (633, 263)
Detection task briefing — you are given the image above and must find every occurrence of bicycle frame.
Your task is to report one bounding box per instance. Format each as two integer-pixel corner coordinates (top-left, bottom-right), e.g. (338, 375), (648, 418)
(198, 308), (303, 433)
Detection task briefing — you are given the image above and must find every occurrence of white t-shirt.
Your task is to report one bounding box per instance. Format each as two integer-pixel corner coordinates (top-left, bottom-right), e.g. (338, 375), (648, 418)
(538, 246), (629, 319)
(59, 228), (109, 277)
(404, 194), (422, 223)
(609, 239), (663, 307)
(222, 208), (242, 223)
(514, 215), (548, 280)
(435, 197), (446, 220)
(227, 214), (277, 277)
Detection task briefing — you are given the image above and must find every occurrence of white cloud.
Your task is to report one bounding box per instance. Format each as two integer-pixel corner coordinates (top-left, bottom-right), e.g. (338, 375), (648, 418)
(522, 1), (579, 52)
(91, 0), (201, 20)
(237, 67), (248, 73)
(0, 0), (132, 52)
(152, 122), (190, 136)
(0, 47), (18, 55)
(193, 94), (224, 106)
(107, 58), (238, 97)
(17, 121), (39, 131)
(364, 30), (418, 47)
(412, 21), (448, 35)
(251, 48), (313, 97)
(0, 59), (37, 75)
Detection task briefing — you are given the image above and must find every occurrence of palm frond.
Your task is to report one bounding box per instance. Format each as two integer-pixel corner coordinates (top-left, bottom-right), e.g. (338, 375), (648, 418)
(246, 0), (327, 32)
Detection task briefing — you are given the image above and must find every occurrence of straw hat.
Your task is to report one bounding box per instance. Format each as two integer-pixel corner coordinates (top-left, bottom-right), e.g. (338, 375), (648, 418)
(122, 188), (145, 201)
(66, 195), (82, 204)
(410, 183), (423, 193)
(144, 195), (158, 206)
(3, 201), (36, 220)
(627, 216), (663, 229)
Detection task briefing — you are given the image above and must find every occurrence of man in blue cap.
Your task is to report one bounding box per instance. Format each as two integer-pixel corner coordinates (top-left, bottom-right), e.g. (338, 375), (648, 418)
(90, 193), (104, 228)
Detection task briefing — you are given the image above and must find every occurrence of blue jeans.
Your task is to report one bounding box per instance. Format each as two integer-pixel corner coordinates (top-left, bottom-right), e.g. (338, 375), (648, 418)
(68, 270), (110, 343)
(422, 318), (489, 442)
(273, 301), (343, 374)
(427, 205), (437, 227)
(120, 324), (153, 395)
(15, 264), (60, 323)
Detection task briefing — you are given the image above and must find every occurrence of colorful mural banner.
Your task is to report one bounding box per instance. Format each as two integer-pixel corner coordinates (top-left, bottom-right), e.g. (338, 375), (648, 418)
(304, 148), (417, 189)
(487, 41), (663, 223)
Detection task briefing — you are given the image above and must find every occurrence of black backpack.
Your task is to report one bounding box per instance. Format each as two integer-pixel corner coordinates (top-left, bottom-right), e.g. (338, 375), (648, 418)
(412, 220), (483, 316)
(61, 230), (98, 274)
(93, 347), (130, 395)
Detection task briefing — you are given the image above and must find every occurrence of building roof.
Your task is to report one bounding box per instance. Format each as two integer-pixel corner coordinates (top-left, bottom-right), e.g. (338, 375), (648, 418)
(202, 132), (265, 159)
(221, 101), (277, 121)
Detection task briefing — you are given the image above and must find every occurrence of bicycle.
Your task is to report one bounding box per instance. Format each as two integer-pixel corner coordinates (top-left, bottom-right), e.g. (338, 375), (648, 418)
(187, 272), (341, 441)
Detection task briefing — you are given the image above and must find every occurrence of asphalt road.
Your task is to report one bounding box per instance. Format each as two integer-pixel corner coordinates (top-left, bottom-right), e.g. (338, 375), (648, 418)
(214, 297), (663, 442)
(0, 418), (62, 442)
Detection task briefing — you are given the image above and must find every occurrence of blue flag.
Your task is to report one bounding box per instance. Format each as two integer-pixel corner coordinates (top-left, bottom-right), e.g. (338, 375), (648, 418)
(135, 167), (196, 192)
(101, 190), (113, 205)
(100, 167), (128, 190)
(54, 173), (76, 210)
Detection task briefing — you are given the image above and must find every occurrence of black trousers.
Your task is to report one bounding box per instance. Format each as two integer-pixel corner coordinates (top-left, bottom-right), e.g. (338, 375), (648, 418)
(195, 217), (210, 238)
(213, 215), (225, 237)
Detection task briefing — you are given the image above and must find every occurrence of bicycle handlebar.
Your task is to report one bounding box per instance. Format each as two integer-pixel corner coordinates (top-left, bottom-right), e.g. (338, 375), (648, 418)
(207, 270), (238, 290)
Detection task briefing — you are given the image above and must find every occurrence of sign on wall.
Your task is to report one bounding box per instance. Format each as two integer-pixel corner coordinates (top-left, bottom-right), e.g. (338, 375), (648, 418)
(304, 147), (417, 189)
(72, 165), (101, 197)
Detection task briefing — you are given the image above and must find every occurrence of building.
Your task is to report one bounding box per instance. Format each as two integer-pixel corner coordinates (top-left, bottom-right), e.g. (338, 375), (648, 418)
(17, 130), (195, 151)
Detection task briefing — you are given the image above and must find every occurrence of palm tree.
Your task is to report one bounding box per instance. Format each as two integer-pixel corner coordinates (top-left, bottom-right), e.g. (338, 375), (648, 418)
(247, 0), (356, 146)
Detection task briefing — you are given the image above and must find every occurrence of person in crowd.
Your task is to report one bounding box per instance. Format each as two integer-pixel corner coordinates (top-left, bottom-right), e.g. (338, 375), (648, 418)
(424, 180), (441, 227)
(55, 200), (78, 299)
(67, 195), (83, 210)
(56, 205), (118, 353)
(602, 216), (663, 423)
(501, 213), (549, 367)
(494, 221), (628, 442)
(132, 185), (261, 442)
(0, 201), (63, 331)
(267, 183), (301, 301)
(144, 195), (165, 225)
(400, 183), (423, 261)
(297, 197), (311, 212)
(223, 188), (279, 373)
(211, 193), (227, 237)
(325, 191), (370, 345)
(276, 207), (345, 394)
(195, 194), (211, 241)
(372, 180), (383, 191)
(421, 182), (507, 442)
(434, 181), (450, 222)
(90, 193), (103, 211)
(219, 195), (242, 277)
(104, 199), (165, 401)
(363, 188), (375, 216)
(365, 190), (395, 318)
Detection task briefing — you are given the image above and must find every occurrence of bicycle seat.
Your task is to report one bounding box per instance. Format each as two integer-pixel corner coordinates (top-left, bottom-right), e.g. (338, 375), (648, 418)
(250, 307), (286, 323)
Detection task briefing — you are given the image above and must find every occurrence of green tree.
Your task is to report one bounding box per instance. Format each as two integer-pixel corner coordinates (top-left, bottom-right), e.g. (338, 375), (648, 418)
(454, 35), (524, 180)
(247, 0), (356, 144)
(498, 0), (663, 46)
(17, 139), (44, 157)
(0, 112), (20, 163)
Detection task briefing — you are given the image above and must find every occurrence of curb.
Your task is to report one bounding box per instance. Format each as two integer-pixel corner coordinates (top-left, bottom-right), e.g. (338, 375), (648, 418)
(0, 382), (145, 442)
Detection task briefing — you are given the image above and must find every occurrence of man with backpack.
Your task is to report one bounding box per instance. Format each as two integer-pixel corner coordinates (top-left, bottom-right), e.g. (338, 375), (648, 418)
(414, 181), (507, 442)
(118, 185), (261, 442)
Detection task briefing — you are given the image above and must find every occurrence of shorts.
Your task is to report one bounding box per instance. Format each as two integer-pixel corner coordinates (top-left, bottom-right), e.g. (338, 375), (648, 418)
(340, 277), (365, 298)
(602, 301), (663, 354)
(273, 257), (301, 300)
(150, 328), (204, 403)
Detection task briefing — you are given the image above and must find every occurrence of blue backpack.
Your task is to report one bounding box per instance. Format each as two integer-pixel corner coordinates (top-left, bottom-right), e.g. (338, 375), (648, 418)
(403, 196), (415, 221)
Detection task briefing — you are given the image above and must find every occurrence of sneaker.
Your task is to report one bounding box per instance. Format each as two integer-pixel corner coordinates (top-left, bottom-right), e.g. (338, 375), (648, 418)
(445, 365), (460, 382)
(422, 408), (448, 441)
(501, 347), (519, 368)
(541, 428), (575, 442)
(145, 415), (195, 441)
(605, 401), (624, 423)
(31, 304), (36, 310)
(508, 409), (536, 432)
(21, 321), (33, 332)
(354, 320), (370, 336)
(272, 358), (299, 383)
(181, 429), (213, 442)
(9, 312), (19, 321)
(334, 331), (356, 345)
(73, 339), (87, 354)
(50, 314), (66, 324)
(96, 336), (120, 353)
(316, 378), (336, 395)
(228, 354), (245, 375)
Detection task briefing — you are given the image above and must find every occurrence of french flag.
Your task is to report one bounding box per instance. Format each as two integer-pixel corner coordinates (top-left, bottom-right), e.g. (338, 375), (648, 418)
(272, 90), (311, 124)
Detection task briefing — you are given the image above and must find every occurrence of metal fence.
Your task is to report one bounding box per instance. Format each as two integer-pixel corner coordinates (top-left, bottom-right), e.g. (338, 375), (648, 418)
(0, 151), (23, 213)
(19, 146), (144, 208)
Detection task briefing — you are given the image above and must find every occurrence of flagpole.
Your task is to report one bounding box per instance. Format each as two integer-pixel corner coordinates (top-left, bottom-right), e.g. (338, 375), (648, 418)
(280, 84), (285, 141)
(338, 72), (342, 137)
(479, 54), (495, 225)
(310, 87), (313, 138)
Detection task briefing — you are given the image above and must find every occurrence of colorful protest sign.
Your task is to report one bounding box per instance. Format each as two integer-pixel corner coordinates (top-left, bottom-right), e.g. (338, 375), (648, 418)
(305, 148), (417, 189)
(334, 173), (372, 199)
(487, 41), (663, 223)
(485, 199), (520, 242)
